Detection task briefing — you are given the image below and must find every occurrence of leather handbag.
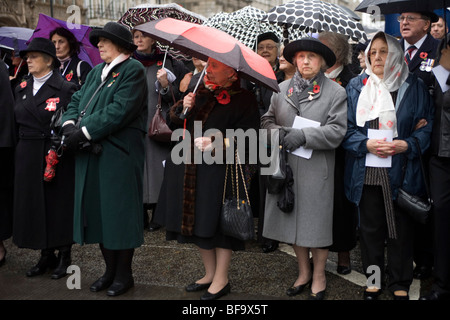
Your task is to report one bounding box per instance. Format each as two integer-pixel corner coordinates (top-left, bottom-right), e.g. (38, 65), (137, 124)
(267, 130), (287, 194)
(220, 150), (254, 241)
(148, 84), (176, 142)
(396, 138), (432, 224)
(277, 159), (294, 213)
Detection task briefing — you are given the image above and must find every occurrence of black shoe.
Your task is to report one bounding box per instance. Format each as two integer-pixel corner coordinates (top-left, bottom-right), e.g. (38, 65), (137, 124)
(200, 283), (230, 300)
(419, 290), (450, 301)
(337, 265), (352, 275)
(26, 251), (58, 277)
(309, 289), (326, 300)
(185, 282), (212, 292)
(286, 280), (311, 296)
(413, 265), (432, 280)
(363, 288), (382, 300)
(261, 240), (279, 253)
(51, 251), (71, 279)
(148, 222), (161, 232)
(106, 278), (134, 296)
(90, 275), (115, 292)
(0, 249), (6, 267)
(393, 292), (409, 300)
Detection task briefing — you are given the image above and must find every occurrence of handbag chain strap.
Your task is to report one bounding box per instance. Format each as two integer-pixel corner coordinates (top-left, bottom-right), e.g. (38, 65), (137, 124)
(221, 149), (251, 209)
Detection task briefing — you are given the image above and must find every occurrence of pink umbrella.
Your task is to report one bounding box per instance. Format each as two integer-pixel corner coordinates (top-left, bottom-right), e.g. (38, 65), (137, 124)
(28, 13), (102, 67)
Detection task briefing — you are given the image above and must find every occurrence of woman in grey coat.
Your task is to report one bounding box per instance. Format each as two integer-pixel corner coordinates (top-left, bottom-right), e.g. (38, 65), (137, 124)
(261, 38), (347, 300)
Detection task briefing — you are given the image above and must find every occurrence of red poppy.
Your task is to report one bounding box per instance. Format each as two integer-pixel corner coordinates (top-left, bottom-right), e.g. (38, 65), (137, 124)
(313, 84), (320, 94)
(363, 78), (368, 86)
(65, 73), (73, 82)
(112, 72), (120, 78)
(157, 61), (163, 66)
(216, 90), (231, 104)
(420, 52), (428, 60)
(20, 81), (27, 88)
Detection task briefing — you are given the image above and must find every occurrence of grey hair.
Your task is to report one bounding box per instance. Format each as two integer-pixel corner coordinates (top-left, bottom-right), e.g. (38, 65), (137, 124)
(318, 32), (352, 66)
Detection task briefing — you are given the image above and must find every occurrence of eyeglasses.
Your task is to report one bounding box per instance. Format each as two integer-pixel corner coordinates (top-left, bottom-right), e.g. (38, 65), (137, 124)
(397, 15), (424, 23)
(257, 45), (277, 51)
(23, 54), (40, 60)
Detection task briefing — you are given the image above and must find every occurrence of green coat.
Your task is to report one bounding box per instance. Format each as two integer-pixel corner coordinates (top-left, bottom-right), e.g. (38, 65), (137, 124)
(62, 57), (148, 250)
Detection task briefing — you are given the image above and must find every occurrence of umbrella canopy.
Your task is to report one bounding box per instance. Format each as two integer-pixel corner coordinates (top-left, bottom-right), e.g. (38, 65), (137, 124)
(262, 0), (368, 42)
(0, 26), (34, 53)
(28, 14), (101, 67)
(204, 5), (306, 47)
(134, 18), (280, 93)
(118, 2), (206, 61)
(355, 0), (448, 15)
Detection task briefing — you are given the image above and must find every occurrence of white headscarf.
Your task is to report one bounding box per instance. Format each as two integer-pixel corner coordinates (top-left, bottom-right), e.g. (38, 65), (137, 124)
(356, 32), (409, 137)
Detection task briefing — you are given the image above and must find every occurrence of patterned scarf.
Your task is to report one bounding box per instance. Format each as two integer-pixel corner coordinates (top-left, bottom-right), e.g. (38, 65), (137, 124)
(292, 70), (319, 98)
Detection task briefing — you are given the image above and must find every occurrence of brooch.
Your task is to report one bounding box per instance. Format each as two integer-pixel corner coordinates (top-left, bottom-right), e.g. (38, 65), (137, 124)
(307, 81), (320, 101)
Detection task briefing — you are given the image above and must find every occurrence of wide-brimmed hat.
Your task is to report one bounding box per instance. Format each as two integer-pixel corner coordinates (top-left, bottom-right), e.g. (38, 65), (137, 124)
(20, 37), (60, 68)
(283, 37), (336, 68)
(89, 22), (137, 52)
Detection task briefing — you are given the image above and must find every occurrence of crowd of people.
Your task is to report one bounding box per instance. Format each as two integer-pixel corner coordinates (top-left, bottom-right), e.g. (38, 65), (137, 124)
(0, 7), (449, 301)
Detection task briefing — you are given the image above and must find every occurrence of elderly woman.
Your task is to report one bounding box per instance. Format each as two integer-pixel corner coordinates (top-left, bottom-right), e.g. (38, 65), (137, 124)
(343, 31), (433, 300)
(50, 27), (92, 88)
(61, 22), (148, 297)
(154, 57), (260, 300)
(261, 38), (348, 300)
(131, 28), (187, 232)
(12, 38), (77, 279)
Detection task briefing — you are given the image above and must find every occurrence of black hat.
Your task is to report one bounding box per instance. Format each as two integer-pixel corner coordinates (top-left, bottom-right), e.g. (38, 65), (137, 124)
(257, 32), (280, 44)
(418, 11), (439, 23)
(20, 37), (60, 68)
(283, 37), (336, 68)
(355, 40), (371, 53)
(89, 22), (137, 52)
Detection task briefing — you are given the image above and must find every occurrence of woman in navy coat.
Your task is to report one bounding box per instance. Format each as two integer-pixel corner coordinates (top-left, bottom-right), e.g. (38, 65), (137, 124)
(12, 38), (77, 279)
(343, 31), (434, 300)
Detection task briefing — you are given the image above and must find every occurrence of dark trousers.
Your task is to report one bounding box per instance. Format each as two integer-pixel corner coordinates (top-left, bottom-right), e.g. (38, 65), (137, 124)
(429, 156), (450, 293)
(359, 185), (414, 292)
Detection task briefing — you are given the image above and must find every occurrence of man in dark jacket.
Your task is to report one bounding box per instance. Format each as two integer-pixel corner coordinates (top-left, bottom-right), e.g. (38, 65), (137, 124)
(420, 35), (450, 300)
(399, 10), (440, 279)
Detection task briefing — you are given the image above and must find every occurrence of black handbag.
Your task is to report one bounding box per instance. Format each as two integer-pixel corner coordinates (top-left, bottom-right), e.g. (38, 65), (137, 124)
(277, 159), (294, 213)
(220, 150), (254, 241)
(396, 138), (432, 224)
(267, 130), (287, 194)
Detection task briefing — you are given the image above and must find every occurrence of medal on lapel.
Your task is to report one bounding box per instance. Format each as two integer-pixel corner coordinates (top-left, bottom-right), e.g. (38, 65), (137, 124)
(45, 98), (60, 111)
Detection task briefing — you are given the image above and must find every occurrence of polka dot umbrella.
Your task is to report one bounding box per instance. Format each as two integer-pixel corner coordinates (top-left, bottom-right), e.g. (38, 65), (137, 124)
(204, 6), (307, 48)
(262, 0), (368, 42)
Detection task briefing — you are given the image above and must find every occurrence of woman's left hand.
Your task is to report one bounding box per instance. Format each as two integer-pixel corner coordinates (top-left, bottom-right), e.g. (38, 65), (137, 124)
(194, 137), (213, 152)
(375, 139), (408, 157)
(156, 68), (169, 88)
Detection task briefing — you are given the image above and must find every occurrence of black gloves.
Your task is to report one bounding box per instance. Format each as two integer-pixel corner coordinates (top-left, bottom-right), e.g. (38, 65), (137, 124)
(61, 123), (77, 138)
(64, 128), (89, 151)
(283, 127), (306, 151)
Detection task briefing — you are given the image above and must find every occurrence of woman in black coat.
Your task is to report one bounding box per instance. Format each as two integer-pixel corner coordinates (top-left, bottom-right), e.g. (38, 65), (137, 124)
(12, 38), (77, 279)
(154, 58), (260, 300)
(0, 60), (15, 267)
(50, 27), (92, 89)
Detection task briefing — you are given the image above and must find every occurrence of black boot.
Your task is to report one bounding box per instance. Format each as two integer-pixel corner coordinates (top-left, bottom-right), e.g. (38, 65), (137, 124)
(106, 248), (135, 296)
(90, 244), (116, 292)
(26, 249), (57, 277)
(147, 203), (161, 232)
(51, 245), (72, 279)
(143, 205), (150, 229)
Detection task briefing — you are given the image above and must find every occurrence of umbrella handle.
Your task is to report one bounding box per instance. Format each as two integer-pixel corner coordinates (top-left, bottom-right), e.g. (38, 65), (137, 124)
(193, 62), (207, 94)
(162, 51), (168, 68)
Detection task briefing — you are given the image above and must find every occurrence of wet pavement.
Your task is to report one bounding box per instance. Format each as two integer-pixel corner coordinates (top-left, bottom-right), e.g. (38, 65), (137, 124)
(0, 219), (438, 317)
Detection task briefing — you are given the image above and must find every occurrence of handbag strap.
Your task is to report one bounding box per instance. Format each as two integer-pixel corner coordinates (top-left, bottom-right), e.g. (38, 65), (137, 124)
(412, 137), (432, 204)
(76, 79), (107, 126)
(157, 82), (177, 111)
(221, 149), (251, 209)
